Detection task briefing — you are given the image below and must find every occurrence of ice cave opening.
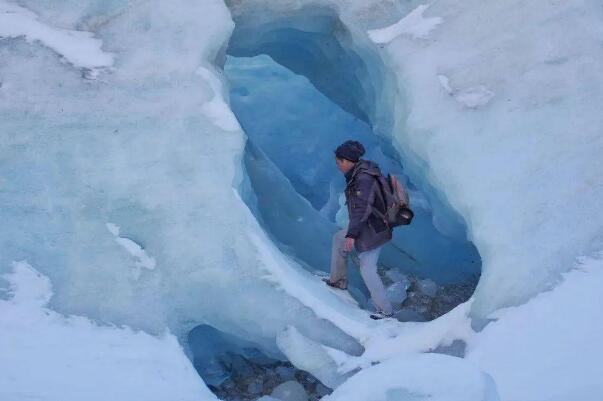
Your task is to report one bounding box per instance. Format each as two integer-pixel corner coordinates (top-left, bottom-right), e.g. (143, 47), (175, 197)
(223, 5), (481, 311)
(187, 7), (484, 399)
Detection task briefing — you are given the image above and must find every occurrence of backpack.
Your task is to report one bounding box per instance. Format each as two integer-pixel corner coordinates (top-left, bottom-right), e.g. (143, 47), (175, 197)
(372, 174), (414, 228)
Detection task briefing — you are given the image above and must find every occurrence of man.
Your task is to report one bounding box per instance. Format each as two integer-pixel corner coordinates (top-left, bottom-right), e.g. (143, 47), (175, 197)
(324, 140), (394, 319)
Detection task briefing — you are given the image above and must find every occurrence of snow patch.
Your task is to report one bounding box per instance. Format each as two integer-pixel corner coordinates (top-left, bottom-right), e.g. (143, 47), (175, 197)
(467, 253), (603, 401)
(0, 0), (114, 71)
(106, 222), (156, 278)
(368, 5), (443, 43)
(438, 74), (495, 108)
(324, 353), (499, 401)
(0, 261), (217, 401)
(196, 65), (242, 132)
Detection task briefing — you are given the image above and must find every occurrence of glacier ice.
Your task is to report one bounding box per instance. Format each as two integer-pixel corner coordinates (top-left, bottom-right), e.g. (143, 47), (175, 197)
(276, 326), (351, 389)
(1, 0), (603, 400)
(0, 0), (364, 363)
(226, 0), (603, 319)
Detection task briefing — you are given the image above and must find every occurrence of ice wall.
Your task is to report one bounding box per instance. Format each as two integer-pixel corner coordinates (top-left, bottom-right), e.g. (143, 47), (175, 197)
(225, 0), (603, 317)
(372, 0), (603, 316)
(0, 0), (362, 358)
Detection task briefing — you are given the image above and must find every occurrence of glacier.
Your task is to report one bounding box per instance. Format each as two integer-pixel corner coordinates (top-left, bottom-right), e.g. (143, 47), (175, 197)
(1, 0), (602, 400)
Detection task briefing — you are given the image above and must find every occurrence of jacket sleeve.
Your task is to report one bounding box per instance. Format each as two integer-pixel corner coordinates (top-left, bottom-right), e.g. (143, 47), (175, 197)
(346, 174), (377, 239)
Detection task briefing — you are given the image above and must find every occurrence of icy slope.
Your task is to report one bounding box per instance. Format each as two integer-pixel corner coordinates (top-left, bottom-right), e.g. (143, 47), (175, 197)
(466, 253), (603, 401)
(0, 261), (217, 401)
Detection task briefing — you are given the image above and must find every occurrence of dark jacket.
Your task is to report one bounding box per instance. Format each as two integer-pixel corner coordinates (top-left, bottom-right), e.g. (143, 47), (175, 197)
(344, 159), (392, 252)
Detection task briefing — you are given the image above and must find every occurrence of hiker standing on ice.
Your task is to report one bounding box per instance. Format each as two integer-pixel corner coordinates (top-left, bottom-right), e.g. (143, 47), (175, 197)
(324, 140), (394, 319)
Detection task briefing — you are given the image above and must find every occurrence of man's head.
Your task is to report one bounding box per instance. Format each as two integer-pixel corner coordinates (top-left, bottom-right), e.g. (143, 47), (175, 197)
(334, 140), (365, 174)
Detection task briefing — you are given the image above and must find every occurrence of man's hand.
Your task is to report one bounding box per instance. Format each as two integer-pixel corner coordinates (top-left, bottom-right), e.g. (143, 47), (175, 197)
(343, 237), (355, 252)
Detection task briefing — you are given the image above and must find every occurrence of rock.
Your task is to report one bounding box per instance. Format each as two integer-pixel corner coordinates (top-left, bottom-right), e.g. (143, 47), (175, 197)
(230, 354), (254, 378)
(275, 365), (296, 381)
(271, 381), (308, 401)
(417, 279), (438, 297)
(247, 379), (263, 395)
(314, 382), (332, 397)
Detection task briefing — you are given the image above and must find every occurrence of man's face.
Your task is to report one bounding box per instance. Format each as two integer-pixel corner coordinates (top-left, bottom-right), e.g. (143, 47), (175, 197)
(335, 157), (354, 174)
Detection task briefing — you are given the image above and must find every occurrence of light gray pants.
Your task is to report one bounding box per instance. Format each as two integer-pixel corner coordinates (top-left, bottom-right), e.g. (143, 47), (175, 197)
(330, 230), (393, 314)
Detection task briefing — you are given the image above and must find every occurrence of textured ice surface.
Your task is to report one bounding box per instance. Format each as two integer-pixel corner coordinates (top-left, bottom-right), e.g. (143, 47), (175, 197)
(0, 0), (361, 360)
(2, 0), (603, 399)
(466, 254), (603, 401)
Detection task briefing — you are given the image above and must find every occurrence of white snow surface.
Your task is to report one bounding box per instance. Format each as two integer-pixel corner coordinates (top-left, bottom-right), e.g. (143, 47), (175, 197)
(467, 253), (603, 401)
(368, 4), (443, 43)
(0, 261), (217, 401)
(325, 353), (499, 401)
(0, 0), (113, 70)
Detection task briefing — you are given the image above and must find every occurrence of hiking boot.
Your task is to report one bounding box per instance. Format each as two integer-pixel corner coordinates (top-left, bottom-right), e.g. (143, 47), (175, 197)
(370, 311), (394, 320)
(322, 277), (348, 290)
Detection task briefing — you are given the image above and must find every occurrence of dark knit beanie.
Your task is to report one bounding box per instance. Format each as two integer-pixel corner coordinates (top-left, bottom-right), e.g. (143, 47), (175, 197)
(335, 140), (365, 162)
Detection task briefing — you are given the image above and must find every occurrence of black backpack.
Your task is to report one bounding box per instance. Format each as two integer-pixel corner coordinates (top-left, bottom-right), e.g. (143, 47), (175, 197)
(372, 174), (414, 228)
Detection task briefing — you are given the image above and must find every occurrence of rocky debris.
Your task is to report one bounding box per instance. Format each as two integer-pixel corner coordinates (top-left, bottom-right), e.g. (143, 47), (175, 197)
(378, 267), (479, 322)
(417, 279), (438, 297)
(208, 356), (332, 401)
(430, 275), (479, 319)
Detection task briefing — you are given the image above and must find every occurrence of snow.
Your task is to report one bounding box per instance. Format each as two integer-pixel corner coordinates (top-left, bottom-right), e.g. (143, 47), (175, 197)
(437, 75), (495, 108)
(466, 254), (603, 401)
(275, 325), (352, 388)
(0, 0), (113, 70)
(324, 353), (499, 401)
(417, 279), (437, 297)
(106, 222), (156, 275)
(368, 5), (443, 43)
(0, 261), (217, 401)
